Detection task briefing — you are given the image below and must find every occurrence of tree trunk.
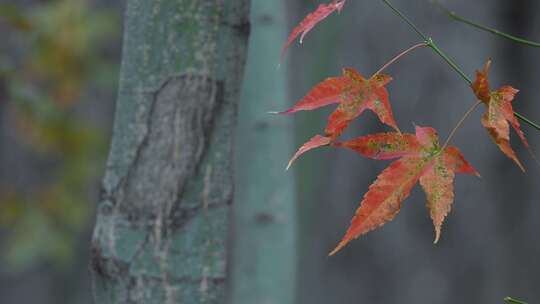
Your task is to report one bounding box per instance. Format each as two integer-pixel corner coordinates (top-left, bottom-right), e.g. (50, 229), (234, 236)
(287, 1), (345, 303)
(90, 1), (250, 303)
(229, 0), (297, 303)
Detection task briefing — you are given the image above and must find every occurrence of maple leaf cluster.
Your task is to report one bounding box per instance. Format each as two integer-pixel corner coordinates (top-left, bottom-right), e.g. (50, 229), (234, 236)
(276, 0), (530, 254)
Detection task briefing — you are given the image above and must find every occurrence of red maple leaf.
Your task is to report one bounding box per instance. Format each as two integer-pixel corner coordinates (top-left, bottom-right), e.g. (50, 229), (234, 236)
(277, 68), (400, 169)
(471, 60), (529, 171)
(280, 0), (346, 63)
(329, 126), (479, 255)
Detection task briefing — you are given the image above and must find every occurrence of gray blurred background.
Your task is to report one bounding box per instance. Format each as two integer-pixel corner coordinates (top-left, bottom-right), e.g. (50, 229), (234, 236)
(0, 0), (539, 303)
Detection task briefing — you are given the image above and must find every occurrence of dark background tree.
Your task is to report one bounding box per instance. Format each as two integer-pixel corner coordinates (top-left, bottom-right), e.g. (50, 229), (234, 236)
(230, 0), (297, 303)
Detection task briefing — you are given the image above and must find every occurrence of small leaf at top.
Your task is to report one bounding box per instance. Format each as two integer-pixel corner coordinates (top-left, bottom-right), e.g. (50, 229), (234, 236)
(471, 60), (529, 171)
(280, 0), (346, 63)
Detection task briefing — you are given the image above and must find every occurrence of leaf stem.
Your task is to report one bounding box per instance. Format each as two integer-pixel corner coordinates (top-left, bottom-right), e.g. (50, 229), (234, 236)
(379, 0), (540, 132)
(380, 0), (429, 41)
(441, 101), (482, 150)
(372, 42), (428, 77)
(515, 112), (540, 131)
(435, 2), (540, 48)
(425, 38), (472, 84)
(504, 297), (528, 304)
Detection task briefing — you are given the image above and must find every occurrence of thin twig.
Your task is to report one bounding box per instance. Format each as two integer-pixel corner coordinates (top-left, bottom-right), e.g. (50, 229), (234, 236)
(504, 297), (528, 304)
(434, 1), (540, 48)
(379, 0), (540, 132)
(515, 112), (540, 131)
(426, 38), (472, 84)
(373, 42), (428, 76)
(441, 101), (482, 150)
(380, 0), (429, 41)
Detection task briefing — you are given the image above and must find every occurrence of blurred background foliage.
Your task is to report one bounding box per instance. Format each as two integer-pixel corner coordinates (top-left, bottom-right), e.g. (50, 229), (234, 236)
(0, 0), (120, 272)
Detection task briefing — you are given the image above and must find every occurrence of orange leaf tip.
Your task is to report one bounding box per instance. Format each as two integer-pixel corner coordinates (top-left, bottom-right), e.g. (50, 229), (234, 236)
(286, 135), (331, 170)
(328, 242), (345, 256)
(268, 109), (294, 115)
(433, 231), (441, 244)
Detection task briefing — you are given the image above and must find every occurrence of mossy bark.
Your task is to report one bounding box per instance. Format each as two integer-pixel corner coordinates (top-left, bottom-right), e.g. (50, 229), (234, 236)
(90, 1), (250, 303)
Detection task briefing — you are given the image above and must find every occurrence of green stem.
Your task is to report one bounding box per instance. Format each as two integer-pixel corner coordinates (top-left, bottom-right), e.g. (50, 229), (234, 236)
(504, 297), (528, 304)
(426, 38), (472, 84)
(380, 0), (429, 41)
(435, 2), (540, 48)
(515, 112), (540, 131)
(379, 0), (540, 132)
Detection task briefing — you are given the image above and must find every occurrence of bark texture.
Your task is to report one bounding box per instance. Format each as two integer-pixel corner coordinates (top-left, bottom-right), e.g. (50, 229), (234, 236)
(90, 1), (250, 303)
